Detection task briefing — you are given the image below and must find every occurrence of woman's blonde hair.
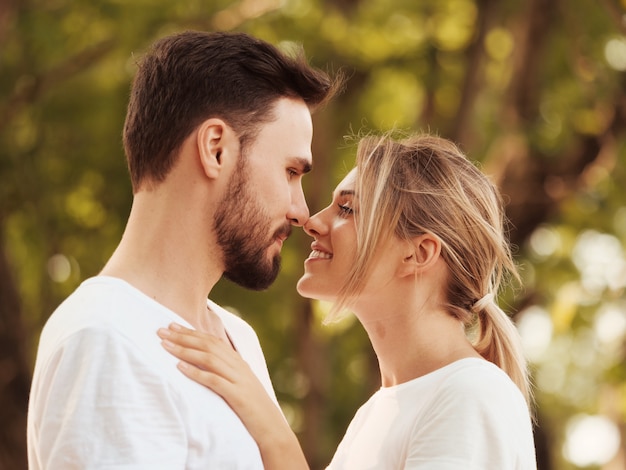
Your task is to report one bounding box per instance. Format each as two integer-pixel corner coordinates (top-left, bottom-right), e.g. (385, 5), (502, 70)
(333, 133), (531, 403)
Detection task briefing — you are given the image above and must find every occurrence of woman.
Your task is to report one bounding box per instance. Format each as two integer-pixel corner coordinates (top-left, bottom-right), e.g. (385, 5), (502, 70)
(158, 133), (537, 469)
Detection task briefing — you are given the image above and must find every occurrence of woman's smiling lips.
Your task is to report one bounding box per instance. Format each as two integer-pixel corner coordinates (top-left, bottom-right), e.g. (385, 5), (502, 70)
(306, 243), (333, 261)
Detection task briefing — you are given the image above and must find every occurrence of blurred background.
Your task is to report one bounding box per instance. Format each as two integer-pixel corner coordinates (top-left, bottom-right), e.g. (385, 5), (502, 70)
(2, 0), (626, 468)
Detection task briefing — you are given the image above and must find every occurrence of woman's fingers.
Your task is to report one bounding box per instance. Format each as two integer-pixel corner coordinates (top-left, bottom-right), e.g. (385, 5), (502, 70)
(158, 327), (229, 374)
(164, 336), (263, 411)
(161, 338), (227, 371)
(176, 360), (233, 393)
(157, 323), (223, 351)
(157, 323), (250, 383)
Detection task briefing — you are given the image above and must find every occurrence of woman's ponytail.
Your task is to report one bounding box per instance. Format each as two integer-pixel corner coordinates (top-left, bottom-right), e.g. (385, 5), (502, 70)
(472, 294), (532, 404)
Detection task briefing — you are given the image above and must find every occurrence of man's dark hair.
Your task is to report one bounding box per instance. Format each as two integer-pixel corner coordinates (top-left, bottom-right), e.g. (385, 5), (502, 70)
(122, 30), (340, 191)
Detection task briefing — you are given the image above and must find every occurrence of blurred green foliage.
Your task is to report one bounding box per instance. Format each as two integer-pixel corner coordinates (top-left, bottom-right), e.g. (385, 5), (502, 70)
(3, 0), (626, 469)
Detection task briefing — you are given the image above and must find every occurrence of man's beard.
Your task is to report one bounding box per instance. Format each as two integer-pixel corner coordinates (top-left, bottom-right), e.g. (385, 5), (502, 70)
(214, 160), (291, 290)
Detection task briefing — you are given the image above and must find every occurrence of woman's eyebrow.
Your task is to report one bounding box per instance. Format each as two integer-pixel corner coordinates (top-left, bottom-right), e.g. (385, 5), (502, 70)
(339, 190), (355, 197)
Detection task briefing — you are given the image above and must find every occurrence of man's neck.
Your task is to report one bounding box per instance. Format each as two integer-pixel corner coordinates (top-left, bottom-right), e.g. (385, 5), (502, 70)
(100, 193), (224, 330)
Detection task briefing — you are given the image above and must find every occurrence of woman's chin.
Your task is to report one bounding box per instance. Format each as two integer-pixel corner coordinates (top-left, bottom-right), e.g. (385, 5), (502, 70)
(296, 277), (335, 301)
(296, 277), (314, 299)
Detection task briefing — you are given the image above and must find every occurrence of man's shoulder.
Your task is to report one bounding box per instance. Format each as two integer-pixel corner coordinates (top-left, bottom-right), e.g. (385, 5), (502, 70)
(43, 276), (141, 332)
(39, 276), (179, 354)
(41, 277), (117, 336)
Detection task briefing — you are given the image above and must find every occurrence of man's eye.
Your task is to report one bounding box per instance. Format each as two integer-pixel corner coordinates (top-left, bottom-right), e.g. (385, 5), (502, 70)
(287, 168), (298, 178)
(338, 204), (354, 217)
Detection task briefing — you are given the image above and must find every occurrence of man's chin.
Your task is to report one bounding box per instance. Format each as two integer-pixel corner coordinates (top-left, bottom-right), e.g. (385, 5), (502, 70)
(224, 258), (281, 291)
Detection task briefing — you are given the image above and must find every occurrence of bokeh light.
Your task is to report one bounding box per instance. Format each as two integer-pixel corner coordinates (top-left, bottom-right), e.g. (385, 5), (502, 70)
(562, 414), (620, 467)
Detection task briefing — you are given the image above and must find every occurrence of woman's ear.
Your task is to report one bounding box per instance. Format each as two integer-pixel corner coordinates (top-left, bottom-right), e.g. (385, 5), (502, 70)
(196, 118), (237, 180)
(396, 234), (442, 278)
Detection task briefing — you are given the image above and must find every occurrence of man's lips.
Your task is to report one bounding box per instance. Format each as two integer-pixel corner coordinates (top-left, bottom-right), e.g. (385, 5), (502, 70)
(273, 225), (292, 248)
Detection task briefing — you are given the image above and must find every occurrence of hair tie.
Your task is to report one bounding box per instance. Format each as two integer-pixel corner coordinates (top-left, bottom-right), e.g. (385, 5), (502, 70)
(472, 292), (494, 313)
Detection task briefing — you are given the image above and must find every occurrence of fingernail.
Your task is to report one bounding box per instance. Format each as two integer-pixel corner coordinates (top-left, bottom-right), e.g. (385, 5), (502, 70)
(178, 361), (189, 370)
(157, 328), (171, 337)
(161, 339), (175, 349)
(170, 323), (182, 330)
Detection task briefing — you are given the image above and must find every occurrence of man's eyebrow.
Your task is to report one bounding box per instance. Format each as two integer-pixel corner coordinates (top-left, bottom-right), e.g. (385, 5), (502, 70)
(292, 157), (312, 174)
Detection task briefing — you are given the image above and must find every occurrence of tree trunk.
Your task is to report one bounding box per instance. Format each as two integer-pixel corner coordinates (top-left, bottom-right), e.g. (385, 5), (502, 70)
(0, 226), (31, 470)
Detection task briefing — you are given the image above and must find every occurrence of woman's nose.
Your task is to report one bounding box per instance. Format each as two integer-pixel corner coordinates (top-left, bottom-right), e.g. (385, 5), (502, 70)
(303, 208), (327, 238)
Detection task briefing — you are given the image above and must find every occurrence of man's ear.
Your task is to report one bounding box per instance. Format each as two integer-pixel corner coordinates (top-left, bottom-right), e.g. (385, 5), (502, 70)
(196, 118), (237, 180)
(396, 233), (442, 278)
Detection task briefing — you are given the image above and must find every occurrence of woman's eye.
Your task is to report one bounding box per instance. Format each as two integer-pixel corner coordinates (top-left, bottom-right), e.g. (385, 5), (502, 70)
(338, 204), (354, 217)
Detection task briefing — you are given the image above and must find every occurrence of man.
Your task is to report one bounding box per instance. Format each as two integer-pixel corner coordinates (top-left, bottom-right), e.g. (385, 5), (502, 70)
(27, 30), (339, 469)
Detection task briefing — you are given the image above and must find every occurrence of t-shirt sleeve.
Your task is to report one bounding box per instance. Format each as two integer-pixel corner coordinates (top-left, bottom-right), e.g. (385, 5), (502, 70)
(29, 327), (187, 469)
(404, 368), (534, 470)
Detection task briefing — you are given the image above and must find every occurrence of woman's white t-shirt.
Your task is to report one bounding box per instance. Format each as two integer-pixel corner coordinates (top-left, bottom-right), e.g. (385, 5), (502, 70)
(327, 358), (536, 470)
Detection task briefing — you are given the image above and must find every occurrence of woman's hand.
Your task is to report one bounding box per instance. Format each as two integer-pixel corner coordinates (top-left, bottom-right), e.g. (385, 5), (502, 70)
(157, 323), (309, 470)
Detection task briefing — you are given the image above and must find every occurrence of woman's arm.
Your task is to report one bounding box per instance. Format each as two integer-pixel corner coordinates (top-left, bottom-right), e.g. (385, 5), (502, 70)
(157, 324), (309, 470)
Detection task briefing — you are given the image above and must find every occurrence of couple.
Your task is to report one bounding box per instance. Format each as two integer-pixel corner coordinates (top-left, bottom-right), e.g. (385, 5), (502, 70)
(27, 30), (536, 469)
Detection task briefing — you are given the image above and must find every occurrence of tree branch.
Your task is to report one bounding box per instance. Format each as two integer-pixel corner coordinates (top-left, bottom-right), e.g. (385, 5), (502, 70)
(0, 38), (117, 133)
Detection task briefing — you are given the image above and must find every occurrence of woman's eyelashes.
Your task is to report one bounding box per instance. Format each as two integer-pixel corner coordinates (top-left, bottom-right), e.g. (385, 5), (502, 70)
(338, 203), (354, 217)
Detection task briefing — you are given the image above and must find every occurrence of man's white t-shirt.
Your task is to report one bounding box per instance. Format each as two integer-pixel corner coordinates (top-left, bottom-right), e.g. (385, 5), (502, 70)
(327, 358), (537, 470)
(27, 276), (278, 469)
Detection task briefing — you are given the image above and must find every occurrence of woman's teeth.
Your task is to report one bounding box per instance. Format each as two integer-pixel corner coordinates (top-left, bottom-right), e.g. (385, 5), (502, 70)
(310, 250), (332, 259)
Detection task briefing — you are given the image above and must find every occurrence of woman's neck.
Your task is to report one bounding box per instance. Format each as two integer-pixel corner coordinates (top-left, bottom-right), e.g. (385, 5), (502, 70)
(355, 296), (480, 388)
